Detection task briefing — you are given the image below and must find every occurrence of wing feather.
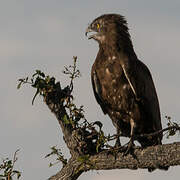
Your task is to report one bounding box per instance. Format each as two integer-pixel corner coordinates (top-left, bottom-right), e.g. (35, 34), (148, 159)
(91, 69), (107, 114)
(120, 57), (162, 132)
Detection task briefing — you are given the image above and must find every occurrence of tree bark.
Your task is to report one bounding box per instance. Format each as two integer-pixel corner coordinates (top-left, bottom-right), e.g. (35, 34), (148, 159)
(48, 142), (180, 180)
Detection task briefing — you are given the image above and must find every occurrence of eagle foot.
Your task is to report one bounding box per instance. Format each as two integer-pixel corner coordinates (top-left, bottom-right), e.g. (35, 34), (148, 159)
(123, 139), (135, 156)
(114, 137), (121, 148)
(107, 145), (121, 158)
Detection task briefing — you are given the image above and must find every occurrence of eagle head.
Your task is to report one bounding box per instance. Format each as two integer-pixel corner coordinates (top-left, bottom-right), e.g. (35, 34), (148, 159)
(86, 14), (134, 53)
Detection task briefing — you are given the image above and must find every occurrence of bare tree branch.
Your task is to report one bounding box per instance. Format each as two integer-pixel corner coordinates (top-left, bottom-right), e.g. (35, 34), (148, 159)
(48, 142), (180, 180)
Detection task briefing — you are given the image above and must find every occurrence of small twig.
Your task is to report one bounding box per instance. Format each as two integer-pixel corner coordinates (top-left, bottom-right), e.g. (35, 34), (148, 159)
(107, 125), (180, 142)
(139, 125), (180, 138)
(12, 149), (20, 170)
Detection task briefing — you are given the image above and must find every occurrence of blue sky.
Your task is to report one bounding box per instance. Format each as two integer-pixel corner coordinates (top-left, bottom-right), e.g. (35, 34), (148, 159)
(0, 1), (180, 179)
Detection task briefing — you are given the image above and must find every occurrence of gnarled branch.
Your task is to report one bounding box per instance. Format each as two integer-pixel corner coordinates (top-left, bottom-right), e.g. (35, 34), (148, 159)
(43, 79), (179, 180)
(48, 142), (180, 180)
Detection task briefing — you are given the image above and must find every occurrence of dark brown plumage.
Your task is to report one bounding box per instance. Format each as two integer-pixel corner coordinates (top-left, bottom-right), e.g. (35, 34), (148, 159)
(86, 14), (163, 153)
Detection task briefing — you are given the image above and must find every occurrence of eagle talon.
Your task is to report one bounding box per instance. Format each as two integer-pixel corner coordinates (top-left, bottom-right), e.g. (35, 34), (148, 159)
(114, 137), (121, 148)
(123, 139), (135, 156)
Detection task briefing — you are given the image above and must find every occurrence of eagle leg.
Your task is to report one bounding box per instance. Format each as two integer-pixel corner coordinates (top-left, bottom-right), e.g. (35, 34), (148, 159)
(124, 118), (136, 155)
(114, 136), (121, 148)
(114, 129), (121, 148)
(124, 136), (135, 155)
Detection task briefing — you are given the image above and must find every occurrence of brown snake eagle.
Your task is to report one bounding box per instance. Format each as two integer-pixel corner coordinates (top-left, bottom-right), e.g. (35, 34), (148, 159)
(85, 14), (163, 156)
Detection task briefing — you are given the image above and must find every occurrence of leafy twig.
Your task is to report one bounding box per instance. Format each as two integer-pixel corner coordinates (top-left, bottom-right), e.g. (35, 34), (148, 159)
(0, 149), (21, 180)
(45, 146), (67, 167)
(62, 56), (81, 92)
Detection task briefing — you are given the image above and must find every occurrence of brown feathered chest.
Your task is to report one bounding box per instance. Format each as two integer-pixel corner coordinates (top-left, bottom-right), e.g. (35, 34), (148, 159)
(91, 53), (142, 137)
(92, 56), (133, 112)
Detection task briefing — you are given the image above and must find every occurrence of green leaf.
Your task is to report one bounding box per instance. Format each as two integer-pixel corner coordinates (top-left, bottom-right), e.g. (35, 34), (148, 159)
(49, 163), (53, 167)
(12, 170), (20, 173)
(17, 172), (21, 179)
(34, 70), (45, 78)
(12, 170), (21, 179)
(32, 72), (38, 77)
(17, 82), (22, 89)
(45, 76), (50, 83)
(45, 153), (51, 158)
(62, 114), (70, 124)
(169, 129), (176, 136)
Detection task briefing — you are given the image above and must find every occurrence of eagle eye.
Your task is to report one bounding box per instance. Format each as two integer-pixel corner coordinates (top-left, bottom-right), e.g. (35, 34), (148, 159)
(96, 23), (100, 30)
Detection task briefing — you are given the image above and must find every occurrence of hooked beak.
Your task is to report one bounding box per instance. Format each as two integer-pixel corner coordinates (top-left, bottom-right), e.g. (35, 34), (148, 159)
(86, 25), (104, 43)
(85, 26), (97, 40)
(85, 27), (92, 39)
(85, 27), (90, 37)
